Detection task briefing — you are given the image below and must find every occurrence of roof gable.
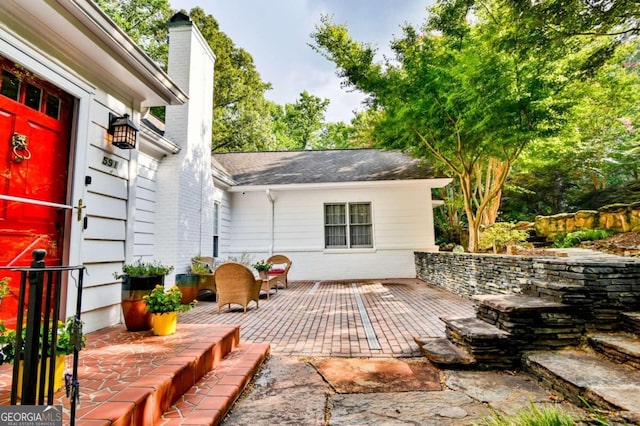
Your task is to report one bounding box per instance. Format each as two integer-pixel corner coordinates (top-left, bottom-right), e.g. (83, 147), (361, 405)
(211, 149), (442, 186)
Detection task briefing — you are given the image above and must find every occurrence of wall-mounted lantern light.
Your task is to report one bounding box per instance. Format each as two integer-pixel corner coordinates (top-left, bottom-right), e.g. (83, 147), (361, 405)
(108, 113), (138, 150)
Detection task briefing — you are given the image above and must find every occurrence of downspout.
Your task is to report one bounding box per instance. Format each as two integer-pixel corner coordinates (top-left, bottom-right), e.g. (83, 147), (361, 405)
(266, 189), (274, 256)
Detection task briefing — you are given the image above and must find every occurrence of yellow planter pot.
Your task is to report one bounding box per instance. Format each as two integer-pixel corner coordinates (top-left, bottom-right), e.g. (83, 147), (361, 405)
(17, 354), (66, 398)
(152, 311), (178, 336)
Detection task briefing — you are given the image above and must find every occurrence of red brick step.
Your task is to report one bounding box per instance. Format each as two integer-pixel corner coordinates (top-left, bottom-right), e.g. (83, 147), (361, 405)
(156, 342), (270, 425)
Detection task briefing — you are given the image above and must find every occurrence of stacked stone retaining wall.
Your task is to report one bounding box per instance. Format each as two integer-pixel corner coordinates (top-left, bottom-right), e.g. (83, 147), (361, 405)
(415, 251), (640, 329)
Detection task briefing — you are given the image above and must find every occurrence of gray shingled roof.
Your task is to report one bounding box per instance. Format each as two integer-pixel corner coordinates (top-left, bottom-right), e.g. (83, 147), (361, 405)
(211, 149), (442, 186)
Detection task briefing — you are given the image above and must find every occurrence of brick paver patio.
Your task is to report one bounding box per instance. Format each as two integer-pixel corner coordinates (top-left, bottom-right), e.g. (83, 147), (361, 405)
(180, 278), (475, 357)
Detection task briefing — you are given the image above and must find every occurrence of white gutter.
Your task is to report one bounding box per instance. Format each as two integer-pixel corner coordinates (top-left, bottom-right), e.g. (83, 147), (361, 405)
(266, 189), (275, 255)
(139, 126), (181, 156)
(59, 0), (188, 105)
(228, 178), (453, 193)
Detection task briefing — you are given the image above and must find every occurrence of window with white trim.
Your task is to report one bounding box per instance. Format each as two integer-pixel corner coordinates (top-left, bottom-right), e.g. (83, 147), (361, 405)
(213, 201), (220, 257)
(324, 202), (373, 248)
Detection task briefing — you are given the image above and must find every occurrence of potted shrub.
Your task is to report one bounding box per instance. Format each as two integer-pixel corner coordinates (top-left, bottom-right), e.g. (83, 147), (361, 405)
(143, 285), (197, 336)
(252, 260), (273, 279)
(114, 259), (174, 332)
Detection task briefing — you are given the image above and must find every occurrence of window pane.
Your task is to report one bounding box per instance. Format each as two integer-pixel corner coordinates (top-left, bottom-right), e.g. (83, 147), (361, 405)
(45, 94), (60, 119)
(24, 83), (42, 111)
(0, 70), (20, 100)
(213, 202), (220, 235)
(325, 204), (347, 247)
(324, 204), (346, 225)
(325, 225), (347, 248)
(350, 203), (371, 225)
(350, 225), (372, 248)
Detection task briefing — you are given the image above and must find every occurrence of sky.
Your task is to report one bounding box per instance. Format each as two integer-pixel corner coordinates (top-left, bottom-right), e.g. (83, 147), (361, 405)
(169, 0), (433, 123)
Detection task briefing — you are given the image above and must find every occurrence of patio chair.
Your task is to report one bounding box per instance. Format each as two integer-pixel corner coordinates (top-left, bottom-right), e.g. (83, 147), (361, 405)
(214, 262), (262, 313)
(266, 254), (292, 289)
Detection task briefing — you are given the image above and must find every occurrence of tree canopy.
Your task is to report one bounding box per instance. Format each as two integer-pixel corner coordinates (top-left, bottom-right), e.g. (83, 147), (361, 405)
(312, 0), (577, 251)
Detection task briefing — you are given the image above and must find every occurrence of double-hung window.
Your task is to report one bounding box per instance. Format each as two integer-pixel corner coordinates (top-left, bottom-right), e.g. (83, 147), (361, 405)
(324, 202), (373, 249)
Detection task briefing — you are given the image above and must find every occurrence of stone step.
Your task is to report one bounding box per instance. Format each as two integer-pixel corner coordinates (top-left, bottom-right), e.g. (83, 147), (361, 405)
(442, 317), (516, 369)
(157, 342), (270, 425)
(622, 312), (640, 335)
(524, 349), (640, 423)
(589, 332), (640, 370)
(524, 279), (589, 305)
(473, 294), (583, 348)
(413, 337), (475, 368)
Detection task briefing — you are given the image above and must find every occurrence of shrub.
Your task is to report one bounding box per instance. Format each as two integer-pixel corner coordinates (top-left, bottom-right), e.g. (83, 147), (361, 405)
(553, 229), (615, 248)
(479, 223), (529, 253)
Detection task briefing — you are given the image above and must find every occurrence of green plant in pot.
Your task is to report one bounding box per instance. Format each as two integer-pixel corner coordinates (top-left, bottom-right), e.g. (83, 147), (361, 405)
(115, 259), (174, 332)
(0, 317), (86, 397)
(252, 260), (273, 279)
(143, 285), (197, 336)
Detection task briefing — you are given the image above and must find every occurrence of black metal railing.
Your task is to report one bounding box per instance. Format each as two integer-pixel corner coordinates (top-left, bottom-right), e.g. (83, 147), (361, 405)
(5, 249), (85, 424)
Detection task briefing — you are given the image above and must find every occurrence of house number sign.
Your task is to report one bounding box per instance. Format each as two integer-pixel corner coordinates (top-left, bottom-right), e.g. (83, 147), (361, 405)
(102, 156), (119, 169)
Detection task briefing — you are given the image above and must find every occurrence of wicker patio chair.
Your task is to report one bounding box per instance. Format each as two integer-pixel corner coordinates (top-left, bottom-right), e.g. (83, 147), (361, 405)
(214, 262), (262, 313)
(266, 254), (292, 289)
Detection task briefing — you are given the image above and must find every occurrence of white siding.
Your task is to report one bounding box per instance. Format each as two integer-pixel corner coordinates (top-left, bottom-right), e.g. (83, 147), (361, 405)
(74, 99), (135, 332)
(225, 183), (439, 280)
(134, 153), (159, 260)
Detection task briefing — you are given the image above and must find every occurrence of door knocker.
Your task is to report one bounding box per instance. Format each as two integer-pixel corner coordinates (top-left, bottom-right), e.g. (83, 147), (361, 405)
(11, 133), (31, 162)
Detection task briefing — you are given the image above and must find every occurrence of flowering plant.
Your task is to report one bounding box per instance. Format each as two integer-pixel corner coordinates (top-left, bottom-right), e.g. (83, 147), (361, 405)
(0, 316), (86, 364)
(251, 260), (273, 272)
(143, 285), (197, 314)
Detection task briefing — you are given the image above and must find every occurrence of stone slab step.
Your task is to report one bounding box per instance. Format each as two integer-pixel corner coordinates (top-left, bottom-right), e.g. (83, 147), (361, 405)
(442, 317), (510, 341)
(443, 317), (516, 369)
(157, 342), (270, 425)
(526, 280), (589, 304)
(413, 337), (475, 368)
(622, 312), (640, 335)
(472, 294), (570, 313)
(473, 294), (584, 348)
(589, 332), (640, 370)
(524, 348), (640, 421)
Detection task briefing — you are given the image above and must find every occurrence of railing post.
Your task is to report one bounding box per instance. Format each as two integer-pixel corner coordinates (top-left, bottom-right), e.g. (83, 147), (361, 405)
(20, 249), (46, 405)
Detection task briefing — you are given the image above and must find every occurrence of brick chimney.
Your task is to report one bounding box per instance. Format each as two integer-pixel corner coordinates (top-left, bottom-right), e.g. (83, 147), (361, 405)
(155, 13), (216, 280)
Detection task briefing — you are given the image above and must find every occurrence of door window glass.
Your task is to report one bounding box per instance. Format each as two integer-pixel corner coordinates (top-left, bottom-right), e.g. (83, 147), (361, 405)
(24, 83), (42, 111)
(45, 94), (61, 119)
(0, 70), (20, 100)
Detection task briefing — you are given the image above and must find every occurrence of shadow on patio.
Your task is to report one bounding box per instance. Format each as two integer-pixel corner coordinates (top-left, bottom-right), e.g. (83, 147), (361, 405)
(0, 279), (474, 424)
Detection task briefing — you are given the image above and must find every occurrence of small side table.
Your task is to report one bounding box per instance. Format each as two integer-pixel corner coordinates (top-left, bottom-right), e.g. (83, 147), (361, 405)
(257, 275), (278, 299)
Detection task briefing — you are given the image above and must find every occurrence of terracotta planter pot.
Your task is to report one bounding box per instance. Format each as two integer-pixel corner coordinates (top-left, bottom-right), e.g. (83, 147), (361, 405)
(121, 275), (164, 331)
(175, 274), (199, 304)
(152, 311), (178, 336)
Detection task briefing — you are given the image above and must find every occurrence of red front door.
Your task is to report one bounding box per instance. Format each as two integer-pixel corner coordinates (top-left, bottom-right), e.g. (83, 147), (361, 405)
(0, 58), (73, 326)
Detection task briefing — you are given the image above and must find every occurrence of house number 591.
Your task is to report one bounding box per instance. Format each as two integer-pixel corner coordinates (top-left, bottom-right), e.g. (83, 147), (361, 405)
(102, 156), (119, 169)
